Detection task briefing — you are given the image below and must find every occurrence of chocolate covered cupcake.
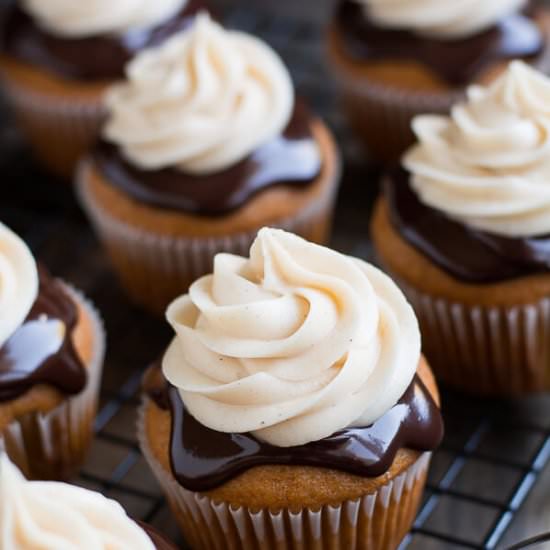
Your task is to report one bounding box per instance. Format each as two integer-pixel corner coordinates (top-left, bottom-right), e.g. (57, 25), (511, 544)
(0, 221), (105, 479)
(77, 15), (341, 315)
(139, 228), (443, 550)
(372, 61), (550, 395)
(0, 454), (177, 549)
(328, 0), (550, 163)
(0, 0), (204, 178)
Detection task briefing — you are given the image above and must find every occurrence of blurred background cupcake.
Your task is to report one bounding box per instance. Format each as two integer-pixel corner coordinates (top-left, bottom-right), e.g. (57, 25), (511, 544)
(139, 228), (443, 550)
(328, 0), (550, 163)
(0, 453), (178, 549)
(0, 0), (206, 179)
(0, 221), (105, 479)
(372, 61), (550, 396)
(77, 15), (341, 314)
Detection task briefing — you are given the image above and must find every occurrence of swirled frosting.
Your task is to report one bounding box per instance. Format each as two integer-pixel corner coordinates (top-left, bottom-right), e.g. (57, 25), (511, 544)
(404, 61), (550, 238)
(0, 223), (38, 348)
(0, 455), (155, 549)
(21, 0), (187, 38)
(356, 0), (526, 39)
(164, 228), (420, 447)
(104, 14), (294, 175)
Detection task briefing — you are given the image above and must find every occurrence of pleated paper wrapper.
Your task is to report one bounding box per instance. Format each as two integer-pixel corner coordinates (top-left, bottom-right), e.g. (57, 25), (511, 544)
(138, 403), (430, 550)
(0, 285), (106, 480)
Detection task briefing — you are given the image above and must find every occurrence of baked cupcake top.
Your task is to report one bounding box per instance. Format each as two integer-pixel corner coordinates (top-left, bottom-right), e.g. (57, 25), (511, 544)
(94, 14), (321, 215)
(387, 61), (550, 281)
(0, 222), (86, 401)
(0, 454), (171, 549)
(147, 228), (443, 490)
(1, 0), (205, 79)
(334, 0), (543, 85)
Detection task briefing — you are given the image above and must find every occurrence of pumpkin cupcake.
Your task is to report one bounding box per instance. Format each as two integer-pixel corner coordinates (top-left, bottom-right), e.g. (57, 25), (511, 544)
(0, 454), (177, 549)
(0, 0), (205, 178)
(328, 0), (550, 163)
(372, 61), (550, 395)
(139, 228), (443, 550)
(0, 221), (105, 479)
(77, 15), (341, 315)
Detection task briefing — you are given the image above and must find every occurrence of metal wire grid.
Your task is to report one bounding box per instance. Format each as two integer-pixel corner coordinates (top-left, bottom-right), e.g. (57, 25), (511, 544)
(2, 3), (550, 549)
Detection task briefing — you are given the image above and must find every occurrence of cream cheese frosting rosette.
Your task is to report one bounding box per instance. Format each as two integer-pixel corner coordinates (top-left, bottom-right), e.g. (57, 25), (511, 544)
(21, 0), (188, 38)
(356, 0), (526, 39)
(164, 227), (420, 447)
(104, 14), (294, 175)
(404, 61), (550, 238)
(0, 455), (154, 549)
(0, 222), (38, 348)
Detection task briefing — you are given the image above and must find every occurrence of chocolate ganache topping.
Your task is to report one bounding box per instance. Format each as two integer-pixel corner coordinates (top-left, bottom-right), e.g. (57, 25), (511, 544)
(334, 0), (543, 86)
(386, 170), (550, 283)
(94, 101), (321, 216)
(146, 366), (443, 492)
(0, 267), (86, 402)
(0, 1), (205, 80)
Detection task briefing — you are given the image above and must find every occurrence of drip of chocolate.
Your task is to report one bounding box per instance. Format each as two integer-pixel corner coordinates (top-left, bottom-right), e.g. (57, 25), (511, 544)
(334, 0), (543, 86)
(138, 522), (177, 550)
(0, 267), (86, 401)
(0, 0), (206, 80)
(146, 367), (443, 492)
(386, 169), (550, 283)
(93, 101), (322, 216)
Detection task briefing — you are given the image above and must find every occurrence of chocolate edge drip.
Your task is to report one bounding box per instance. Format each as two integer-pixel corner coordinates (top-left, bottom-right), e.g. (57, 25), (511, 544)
(0, 266), (87, 402)
(386, 169), (550, 283)
(93, 100), (322, 216)
(145, 366), (444, 492)
(334, 0), (544, 86)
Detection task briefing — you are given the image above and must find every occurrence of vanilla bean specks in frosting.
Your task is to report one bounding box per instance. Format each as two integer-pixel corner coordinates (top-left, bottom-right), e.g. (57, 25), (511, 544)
(0, 223), (38, 347)
(164, 228), (421, 447)
(21, 0), (188, 38)
(104, 14), (294, 175)
(0, 455), (155, 550)
(355, 0), (526, 38)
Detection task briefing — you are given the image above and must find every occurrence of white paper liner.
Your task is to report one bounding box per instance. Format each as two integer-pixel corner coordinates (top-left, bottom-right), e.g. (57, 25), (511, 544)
(0, 284), (106, 479)
(137, 402), (430, 550)
(396, 278), (550, 395)
(76, 160), (339, 314)
(0, 64), (106, 178)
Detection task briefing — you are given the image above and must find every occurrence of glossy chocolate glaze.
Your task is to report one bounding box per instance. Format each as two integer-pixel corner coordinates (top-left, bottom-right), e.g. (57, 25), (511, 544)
(145, 366), (443, 492)
(93, 101), (322, 216)
(138, 522), (177, 550)
(335, 0), (544, 86)
(386, 169), (550, 283)
(0, 1), (205, 80)
(0, 267), (86, 402)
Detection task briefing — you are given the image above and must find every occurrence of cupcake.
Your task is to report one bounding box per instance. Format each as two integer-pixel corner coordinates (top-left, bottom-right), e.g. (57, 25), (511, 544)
(0, 0), (205, 178)
(372, 61), (550, 395)
(77, 15), (341, 315)
(328, 0), (550, 163)
(0, 221), (105, 479)
(139, 228), (443, 550)
(0, 454), (177, 549)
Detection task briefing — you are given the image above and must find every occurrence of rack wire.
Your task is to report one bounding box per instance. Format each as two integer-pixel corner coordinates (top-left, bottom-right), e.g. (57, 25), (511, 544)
(2, 2), (550, 549)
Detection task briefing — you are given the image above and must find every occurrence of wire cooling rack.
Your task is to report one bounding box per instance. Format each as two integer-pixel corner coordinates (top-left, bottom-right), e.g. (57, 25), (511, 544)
(3, 1), (550, 549)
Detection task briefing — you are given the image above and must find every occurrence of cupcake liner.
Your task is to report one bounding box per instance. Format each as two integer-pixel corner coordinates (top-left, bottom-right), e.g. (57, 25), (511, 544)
(396, 278), (550, 395)
(0, 285), (106, 480)
(0, 60), (107, 179)
(138, 402), (430, 550)
(76, 162), (338, 315)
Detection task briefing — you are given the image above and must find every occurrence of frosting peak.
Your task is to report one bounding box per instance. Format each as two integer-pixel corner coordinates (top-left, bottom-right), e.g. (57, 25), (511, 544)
(0, 223), (38, 348)
(404, 61), (550, 238)
(357, 0), (526, 39)
(21, 0), (188, 38)
(164, 228), (420, 447)
(0, 455), (155, 550)
(104, 14), (294, 175)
